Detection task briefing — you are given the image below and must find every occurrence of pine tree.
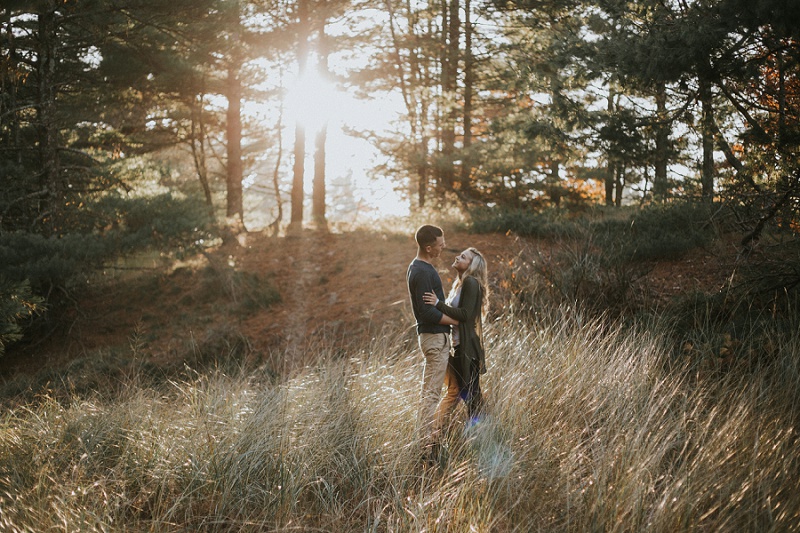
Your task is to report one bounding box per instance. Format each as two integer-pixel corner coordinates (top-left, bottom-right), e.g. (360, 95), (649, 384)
(1, 0), (134, 234)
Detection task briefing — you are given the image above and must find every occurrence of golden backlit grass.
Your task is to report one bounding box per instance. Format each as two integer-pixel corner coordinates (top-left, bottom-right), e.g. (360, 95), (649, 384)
(1, 311), (798, 532)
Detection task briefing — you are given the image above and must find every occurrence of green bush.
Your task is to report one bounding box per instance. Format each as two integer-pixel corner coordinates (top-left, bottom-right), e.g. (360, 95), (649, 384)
(0, 193), (215, 293)
(593, 203), (716, 261)
(468, 206), (583, 239)
(0, 278), (44, 355)
(481, 203), (716, 318)
(492, 231), (650, 319)
(472, 203), (716, 262)
(90, 193), (216, 255)
(0, 192), (215, 351)
(0, 232), (106, 291)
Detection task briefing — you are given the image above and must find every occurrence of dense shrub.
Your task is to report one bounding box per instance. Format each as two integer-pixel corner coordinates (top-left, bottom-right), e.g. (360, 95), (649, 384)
(89, 193), (216, 254)
(471, 203), (716, 261)
(661, 244), (800, 369)
(469, 206), (583, 239)
(0, 192), (215, 352)
(490, 232), (650, 320)
(0, 278), (44, 355)
(0, 193), (215, 293)
(480, 203), (717, 318)
(592, 202), (716, 261)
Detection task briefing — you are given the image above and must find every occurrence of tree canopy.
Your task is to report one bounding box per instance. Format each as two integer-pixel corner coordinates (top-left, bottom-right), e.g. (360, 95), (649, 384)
(1, 0), (799, 347)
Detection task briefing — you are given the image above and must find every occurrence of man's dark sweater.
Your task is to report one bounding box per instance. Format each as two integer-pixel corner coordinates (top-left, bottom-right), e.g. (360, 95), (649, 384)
(407, 259), (450, 334)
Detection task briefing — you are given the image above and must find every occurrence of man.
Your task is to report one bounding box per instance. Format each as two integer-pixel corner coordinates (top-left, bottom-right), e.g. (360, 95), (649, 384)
(406, 224), (459, 464)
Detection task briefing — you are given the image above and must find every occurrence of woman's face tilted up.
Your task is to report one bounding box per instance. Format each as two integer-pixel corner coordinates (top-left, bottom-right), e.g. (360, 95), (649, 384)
(452, 249), (475, 274)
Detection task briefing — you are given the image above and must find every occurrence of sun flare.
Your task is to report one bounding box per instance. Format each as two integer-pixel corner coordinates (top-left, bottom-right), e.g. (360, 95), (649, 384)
(284, 68), (341, 132)
(280, 67), (409, 220)
(244, 54), (410, 227)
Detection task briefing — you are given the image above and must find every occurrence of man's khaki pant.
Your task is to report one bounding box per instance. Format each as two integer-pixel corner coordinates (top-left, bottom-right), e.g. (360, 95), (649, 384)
(417, 332), (452, 449)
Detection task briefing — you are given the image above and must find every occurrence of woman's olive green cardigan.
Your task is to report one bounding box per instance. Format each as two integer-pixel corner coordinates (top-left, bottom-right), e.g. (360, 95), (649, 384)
(435, 275), (486, 376)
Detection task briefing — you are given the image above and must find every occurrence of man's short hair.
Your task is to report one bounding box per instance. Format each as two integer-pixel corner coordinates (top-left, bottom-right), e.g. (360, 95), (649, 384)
(415, 224), (443, 249)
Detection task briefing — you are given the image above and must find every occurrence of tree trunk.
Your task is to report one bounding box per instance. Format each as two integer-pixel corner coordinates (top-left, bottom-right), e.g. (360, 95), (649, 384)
(312, 25), (329, 232)
(190, 94), (214, 215)
(313, 124), (328, 231)
(416, 52), (435, 209)
(699, 77), (714, 203)
(2, 8), (21, 164)
(548, 160), (561, 207)
(438, 0), (458, 192)
(223, 1), (244, 231)
(460, 0), (473, 194)
(418, 116), (430, 209)
(290, 124), (305, 233)
(777, 47), (786, 149)
(605, 163), (615, 206)
(653, 80), (668, 201)
(36, 2), (61, 233)
(605, 86), (615, 206)
(289, 0), (309, 235)
(225, 61), (244, 228)
(269, 80), (285, 237)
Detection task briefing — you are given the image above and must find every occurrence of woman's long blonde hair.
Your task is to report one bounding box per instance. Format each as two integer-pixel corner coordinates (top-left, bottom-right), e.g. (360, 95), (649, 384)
(448, 247), (489, 320)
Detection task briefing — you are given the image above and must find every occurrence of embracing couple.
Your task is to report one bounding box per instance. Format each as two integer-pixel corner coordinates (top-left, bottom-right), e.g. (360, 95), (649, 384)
(406, 224), (489, 466)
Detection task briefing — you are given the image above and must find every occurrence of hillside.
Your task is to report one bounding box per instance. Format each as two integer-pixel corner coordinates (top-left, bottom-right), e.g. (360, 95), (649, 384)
(0, 226), (735, 381)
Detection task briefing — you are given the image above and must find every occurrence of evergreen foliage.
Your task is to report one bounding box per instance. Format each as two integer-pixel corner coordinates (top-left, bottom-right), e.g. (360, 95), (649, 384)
(471, 204), (720, 317)
(0, 193), (214, 293)
(469, 206), (583, 239)
(471, 203), (715, 261)
(0, 191), (214, 353)
(0, 278), (43, 355)
(594, 203), (716, 261)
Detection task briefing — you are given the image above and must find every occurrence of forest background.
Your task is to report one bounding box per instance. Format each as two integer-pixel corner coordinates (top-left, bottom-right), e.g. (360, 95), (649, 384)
(1, 0), (800, 531)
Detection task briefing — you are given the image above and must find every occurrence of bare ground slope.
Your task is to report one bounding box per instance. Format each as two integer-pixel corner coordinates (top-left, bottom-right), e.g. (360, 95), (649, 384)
(0, 228), (735, 379)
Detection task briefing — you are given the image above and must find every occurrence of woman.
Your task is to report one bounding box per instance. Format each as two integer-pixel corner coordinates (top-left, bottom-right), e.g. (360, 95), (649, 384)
(423, 247), (488, 429)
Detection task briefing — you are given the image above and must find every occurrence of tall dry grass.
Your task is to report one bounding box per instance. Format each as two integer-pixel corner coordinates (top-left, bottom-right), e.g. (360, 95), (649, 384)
(0, 311), (798, 532)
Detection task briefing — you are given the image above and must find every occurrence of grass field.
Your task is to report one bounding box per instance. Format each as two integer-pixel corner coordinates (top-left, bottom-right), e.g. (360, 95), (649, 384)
(1, 306), (798, 532)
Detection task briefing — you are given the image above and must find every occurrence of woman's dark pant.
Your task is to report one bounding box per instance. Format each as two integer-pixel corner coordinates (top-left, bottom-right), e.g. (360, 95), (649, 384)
(452, 345), (482, 420)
